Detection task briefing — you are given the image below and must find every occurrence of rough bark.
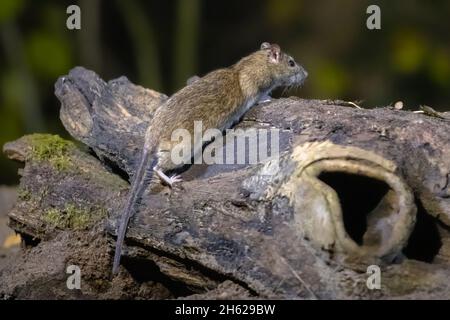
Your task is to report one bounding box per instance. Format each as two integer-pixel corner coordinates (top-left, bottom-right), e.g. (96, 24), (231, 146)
(1, 66), (450, 299)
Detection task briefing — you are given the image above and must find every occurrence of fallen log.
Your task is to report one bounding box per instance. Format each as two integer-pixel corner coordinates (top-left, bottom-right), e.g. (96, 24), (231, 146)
(1, 66), (450, 299)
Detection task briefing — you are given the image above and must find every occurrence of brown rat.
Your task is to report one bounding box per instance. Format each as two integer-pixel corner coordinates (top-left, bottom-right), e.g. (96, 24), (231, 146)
(112, 42), (308, 274)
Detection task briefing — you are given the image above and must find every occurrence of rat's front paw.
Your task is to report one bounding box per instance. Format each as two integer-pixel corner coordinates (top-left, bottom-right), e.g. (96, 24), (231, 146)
(257, 94), (272, 104)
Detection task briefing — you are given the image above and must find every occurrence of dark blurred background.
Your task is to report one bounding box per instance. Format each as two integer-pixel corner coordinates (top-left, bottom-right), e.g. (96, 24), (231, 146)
(1, 0), (450, 185)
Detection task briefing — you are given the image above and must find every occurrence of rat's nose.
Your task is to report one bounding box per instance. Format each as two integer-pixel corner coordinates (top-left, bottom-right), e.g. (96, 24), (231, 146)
(302, 67), (308, 78)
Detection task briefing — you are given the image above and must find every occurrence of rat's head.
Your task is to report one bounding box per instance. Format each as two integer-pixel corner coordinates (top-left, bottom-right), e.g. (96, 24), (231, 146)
(259, 42), (308, 88)
(234, 42), (308, 98)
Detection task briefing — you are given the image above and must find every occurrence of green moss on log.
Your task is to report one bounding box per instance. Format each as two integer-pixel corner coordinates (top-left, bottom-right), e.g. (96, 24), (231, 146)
(27, 134), (74, 170)
(43, 204), (107, 230)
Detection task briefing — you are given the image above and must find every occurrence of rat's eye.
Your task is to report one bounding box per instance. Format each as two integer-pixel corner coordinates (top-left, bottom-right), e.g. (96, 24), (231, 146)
(288, 59), (295, 67)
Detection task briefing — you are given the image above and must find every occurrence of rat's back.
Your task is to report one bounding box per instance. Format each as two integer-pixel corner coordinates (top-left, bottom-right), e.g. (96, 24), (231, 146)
(150, 68), (245, 143)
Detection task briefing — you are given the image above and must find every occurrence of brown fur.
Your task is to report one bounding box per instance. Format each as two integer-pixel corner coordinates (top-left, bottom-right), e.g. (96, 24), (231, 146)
(112, 42), (308, 275)
(149, 45), (307, 172)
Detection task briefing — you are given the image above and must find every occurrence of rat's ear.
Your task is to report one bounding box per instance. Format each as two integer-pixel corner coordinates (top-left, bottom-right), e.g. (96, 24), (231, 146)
(268, 44), (281, 63)
(260, 42), (271, 50)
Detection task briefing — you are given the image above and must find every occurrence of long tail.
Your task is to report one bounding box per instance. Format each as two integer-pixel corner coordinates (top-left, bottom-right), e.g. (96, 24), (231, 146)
(112, 146), (156, 275)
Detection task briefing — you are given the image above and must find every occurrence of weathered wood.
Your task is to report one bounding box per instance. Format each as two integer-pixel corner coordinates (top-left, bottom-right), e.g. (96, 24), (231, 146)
(55, 67), (167, 176)
(1, 66), (450, 299)
(55, 68), (450, 227)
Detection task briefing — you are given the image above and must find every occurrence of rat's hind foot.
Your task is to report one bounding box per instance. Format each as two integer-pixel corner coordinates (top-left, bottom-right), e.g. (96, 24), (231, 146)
(168, 174), (183, 184)
(155, 169), (183, 188)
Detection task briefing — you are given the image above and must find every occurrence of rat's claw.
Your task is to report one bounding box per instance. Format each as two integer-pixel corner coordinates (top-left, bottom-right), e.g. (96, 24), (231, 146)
(168, 174), (183, 186)
(155, 169), (182, 187)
